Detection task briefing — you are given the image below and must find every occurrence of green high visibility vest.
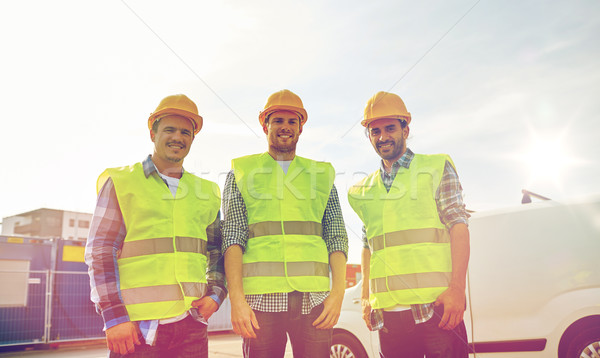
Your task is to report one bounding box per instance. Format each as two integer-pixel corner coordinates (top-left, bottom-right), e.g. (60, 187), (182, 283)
(98, 162), (220, 321)
(232, 153), (335, 294)
(348, 154), (453, 309)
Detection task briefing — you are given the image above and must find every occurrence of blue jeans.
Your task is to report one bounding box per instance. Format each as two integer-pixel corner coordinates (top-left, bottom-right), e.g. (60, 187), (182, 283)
(109, 315), (208, 358)
(243, 291), (332, 358)
(378, 305), (469, 358)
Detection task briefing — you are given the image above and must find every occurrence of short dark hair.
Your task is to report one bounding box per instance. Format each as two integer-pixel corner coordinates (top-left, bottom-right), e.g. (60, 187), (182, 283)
(364, 118), (407, 137)
(151, 118), (161, 133)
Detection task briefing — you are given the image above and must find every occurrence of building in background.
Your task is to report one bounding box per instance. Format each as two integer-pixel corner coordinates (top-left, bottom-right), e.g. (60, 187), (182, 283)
(346, 264), (362, 288)
(1, 208), (92, 240)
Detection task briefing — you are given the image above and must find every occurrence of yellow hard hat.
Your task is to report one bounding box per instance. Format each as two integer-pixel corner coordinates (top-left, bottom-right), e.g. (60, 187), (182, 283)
(362, 91), (411, 127)
(148, 94), (203, 135)
(259, 89), (308, 126)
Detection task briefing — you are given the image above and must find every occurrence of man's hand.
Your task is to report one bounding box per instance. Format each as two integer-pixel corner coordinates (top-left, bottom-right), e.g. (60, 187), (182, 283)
(105, 321), (141, 355)
(230, 298), (260, 339)
(312, 289), (344, 329)
(434, 286), (466, 330)
(361, 298), (373, 330)
(192, 296), (219, 321)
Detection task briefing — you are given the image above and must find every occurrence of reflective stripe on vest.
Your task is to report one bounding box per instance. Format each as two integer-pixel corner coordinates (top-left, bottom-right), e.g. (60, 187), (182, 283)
(233, 153), (333, 294)
(121, 282), (207, 305)
(119, 237), (207, 258)
(348, 154), (453, 308)
(371, 272), (452, 293)
(243, 261), (329, 277)
(368, 227), (450, 251)
(248, 221), (322, 238)
(105, 162), (220, 321)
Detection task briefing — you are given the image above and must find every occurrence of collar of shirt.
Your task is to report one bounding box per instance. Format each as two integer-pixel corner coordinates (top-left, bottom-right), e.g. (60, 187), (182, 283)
(142, 155), (184, 178)
(379, 148), (414, 189)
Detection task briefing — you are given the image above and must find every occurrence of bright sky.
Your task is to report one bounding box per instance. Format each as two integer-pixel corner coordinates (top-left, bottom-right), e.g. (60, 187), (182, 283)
(1, 1), (599, 263)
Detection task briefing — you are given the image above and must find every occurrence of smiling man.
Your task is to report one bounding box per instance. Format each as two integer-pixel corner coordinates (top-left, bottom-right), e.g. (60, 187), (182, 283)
(348, 91), (470, 357)
(222, 89), (348, 358)
(85, 94), (226, 358)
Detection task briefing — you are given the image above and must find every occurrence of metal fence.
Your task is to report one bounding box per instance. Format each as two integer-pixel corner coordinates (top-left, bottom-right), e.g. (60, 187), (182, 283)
(0, 269), (105, 346)
(0, 269), (49, 346)
(0, 269), (232, 347)
(50, 271), (106, 342)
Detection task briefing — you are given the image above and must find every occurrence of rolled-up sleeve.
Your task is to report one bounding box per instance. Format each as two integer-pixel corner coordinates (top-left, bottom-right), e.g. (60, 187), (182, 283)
(221, 170), (249, 253)
(322, 185), (349, 257)
(436, 161), (470, 229)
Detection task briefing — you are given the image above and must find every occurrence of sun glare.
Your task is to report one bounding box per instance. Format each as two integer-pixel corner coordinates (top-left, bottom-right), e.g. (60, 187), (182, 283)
(522, 133), (570, 185)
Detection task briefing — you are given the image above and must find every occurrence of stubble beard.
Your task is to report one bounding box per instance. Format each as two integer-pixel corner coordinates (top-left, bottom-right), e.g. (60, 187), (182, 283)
(165, 156), (183, 163)
(376, 137), (405, 161)
(270, 133), (298, 154)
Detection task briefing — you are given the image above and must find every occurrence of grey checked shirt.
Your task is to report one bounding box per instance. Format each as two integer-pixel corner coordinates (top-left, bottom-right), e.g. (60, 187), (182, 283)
(222, 163), (348, 314)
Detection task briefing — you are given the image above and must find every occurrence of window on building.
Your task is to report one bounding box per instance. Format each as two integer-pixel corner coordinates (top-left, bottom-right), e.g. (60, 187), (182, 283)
(46, 217), (60, 226)
(69, 219), (75, 227)
(78, 220), (89, 229)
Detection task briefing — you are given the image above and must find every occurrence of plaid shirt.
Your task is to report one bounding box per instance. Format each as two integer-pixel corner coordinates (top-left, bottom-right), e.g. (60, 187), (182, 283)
(84, 155), (226, 345)
(222, 163), (349, 314)
(362, 148), (469, 328)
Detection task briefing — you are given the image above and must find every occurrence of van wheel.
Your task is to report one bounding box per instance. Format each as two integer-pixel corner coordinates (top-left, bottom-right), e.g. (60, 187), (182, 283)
(330, 331), (368, 358)
(566, 328), (600, 358)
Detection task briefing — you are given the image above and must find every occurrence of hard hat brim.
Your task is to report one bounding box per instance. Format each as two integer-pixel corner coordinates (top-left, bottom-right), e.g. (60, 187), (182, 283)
(259, 105), (308, 126)
(148, 108), (203, 135)
(361, 114), (411, 127)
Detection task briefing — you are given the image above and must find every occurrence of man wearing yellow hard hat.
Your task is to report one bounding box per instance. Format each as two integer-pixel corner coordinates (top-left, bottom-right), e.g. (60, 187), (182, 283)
(85, 94), (226, 357)
(348, 92), (470, 357)
(222, 89), (348, 357)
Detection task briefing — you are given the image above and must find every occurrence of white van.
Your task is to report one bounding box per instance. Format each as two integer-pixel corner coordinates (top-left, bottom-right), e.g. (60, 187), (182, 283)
(332, 198), (600, 358)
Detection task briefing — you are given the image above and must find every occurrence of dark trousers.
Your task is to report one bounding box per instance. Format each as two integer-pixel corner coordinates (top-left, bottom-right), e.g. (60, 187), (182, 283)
(243, 291), (332, 358)
(109, 315), (208, 358)
(379, 305), (468, 358)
